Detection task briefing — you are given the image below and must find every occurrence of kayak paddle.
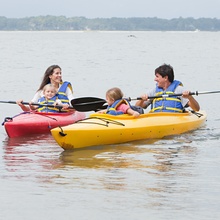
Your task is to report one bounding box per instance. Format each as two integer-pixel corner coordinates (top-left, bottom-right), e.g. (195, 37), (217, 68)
(70, 90), (220, 112)
(0, 100), (74, 110)
(3, 90), (219, 112)
(71, 97), (107, 112)
(0, 99), (105, 112)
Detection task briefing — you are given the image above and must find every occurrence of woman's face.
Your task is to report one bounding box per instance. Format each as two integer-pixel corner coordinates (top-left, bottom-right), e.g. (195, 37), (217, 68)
(49, 68), (62, 84)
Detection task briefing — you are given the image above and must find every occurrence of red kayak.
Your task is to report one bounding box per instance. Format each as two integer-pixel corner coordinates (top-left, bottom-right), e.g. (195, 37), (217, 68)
(3, 111), (86, 138)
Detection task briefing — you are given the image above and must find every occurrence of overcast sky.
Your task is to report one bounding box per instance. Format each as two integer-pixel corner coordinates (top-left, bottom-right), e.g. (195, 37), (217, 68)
(1, 0), (220, 19)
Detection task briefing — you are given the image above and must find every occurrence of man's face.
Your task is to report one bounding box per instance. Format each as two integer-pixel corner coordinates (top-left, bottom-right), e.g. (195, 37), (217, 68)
(154, 73), (167, 88)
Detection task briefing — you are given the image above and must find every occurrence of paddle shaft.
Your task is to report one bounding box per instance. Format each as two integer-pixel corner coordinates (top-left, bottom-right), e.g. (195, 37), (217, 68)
(128, 90), (220, 101)
(0, 100), (74, 109)
(69, 90), (220, 112)
(2, 90), (219, 112)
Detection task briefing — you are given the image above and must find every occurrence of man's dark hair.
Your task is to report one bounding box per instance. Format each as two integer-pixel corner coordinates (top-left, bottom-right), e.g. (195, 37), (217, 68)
(155, 64), (174, 82)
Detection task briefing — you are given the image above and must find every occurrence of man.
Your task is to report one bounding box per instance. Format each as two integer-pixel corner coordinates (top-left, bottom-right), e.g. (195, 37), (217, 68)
(135, 64), (200, 112)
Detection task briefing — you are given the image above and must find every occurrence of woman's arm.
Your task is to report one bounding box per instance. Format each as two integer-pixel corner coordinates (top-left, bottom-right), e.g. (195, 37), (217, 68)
(65, 87), (74, 104)
(31, 90), (42, 103)
(16, 100), (30, 111)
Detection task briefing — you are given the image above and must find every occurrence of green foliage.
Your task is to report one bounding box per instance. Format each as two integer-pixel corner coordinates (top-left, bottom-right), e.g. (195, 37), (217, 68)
(0, 16), (220, 31)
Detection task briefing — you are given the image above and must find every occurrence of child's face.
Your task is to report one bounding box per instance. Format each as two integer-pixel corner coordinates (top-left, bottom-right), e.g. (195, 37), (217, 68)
(106, 95), (114, 106)
(44, 88), (56, 99)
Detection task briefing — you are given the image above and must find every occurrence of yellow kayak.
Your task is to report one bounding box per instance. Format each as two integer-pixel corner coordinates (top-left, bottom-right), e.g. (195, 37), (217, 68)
(51, 110), (207, 150)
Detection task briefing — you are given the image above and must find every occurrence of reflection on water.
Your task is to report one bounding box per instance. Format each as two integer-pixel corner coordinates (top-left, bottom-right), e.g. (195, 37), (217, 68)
(1, 126), (220, 219)
(3, 134), (55, 147)
(58, 141), (199, 193)
(2, 133), (200, 188)
(2, 134), (61, 177)
(59, 142), (155, 169)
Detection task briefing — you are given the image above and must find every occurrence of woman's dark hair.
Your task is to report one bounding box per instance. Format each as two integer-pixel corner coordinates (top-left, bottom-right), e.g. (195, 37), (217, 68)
(37, 65), (61, 91)
(155, 64), (174, 82)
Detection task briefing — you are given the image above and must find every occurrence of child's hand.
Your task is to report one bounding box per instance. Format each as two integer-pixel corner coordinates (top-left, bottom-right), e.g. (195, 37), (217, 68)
(97, 109), (106, 114)
(54, 100), (60, 106)
(133, 111), (140, 118)
(62, 104), (69, 110)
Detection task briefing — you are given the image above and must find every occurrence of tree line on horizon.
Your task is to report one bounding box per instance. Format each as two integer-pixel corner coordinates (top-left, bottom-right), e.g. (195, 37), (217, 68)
(0, 16), (220, 31)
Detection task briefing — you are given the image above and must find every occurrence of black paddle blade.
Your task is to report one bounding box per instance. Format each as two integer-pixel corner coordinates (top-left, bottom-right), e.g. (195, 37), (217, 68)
(71, 97), (107, 112)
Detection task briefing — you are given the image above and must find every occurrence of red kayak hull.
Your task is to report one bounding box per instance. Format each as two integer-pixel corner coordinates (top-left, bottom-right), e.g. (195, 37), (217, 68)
(3, 111), (86, 138)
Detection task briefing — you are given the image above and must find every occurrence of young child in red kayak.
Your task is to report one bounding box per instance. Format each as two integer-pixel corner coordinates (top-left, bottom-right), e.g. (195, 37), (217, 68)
(37, 84), (67, 112)
(98, 87), (141, 117)
(28, 84), (69, 112)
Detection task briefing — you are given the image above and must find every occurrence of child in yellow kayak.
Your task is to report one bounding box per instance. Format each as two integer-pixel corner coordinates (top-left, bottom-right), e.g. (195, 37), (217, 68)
(98, 87), (141, 117)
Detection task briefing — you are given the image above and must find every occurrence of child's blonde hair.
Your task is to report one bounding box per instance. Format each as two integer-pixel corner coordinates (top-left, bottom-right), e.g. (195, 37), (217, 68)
(106, 87), (124, 101)
(42, 84), (57, 94)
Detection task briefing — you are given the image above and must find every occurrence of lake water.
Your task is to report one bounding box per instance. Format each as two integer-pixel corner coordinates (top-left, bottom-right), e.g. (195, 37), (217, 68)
(0, 31), (220, 220)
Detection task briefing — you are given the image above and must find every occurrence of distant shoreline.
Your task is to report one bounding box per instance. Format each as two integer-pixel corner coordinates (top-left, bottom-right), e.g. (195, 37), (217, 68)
(0, 16), (219, 31)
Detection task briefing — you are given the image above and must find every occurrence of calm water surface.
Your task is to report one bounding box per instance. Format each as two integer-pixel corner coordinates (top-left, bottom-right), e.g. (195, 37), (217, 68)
(0, 31), (220, 220)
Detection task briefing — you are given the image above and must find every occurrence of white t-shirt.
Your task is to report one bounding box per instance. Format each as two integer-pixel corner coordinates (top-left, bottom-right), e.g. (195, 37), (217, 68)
(31, 84), (74, 105)
(144, 85), (189, 109)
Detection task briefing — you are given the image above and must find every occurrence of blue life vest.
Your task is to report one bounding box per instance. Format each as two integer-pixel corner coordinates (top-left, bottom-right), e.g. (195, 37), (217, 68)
(151, 80), (184, 113)
(38, 96), (60, 113)
(107, 99), (132, 115)
(57, 81), (73, 104)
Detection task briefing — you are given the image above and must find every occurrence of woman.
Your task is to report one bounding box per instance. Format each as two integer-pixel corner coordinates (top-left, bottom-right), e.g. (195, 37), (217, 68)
(17, 65), (74, 112)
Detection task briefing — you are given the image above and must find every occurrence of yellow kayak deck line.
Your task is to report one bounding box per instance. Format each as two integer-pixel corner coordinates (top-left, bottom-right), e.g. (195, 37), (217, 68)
(51, 110), (207, 150)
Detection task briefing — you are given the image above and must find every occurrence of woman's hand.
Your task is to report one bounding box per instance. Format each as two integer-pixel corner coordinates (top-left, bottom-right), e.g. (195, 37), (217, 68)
(29, 101), (37, 110)
(16, 99), (24, 106)
(16, 99), (31, 111)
